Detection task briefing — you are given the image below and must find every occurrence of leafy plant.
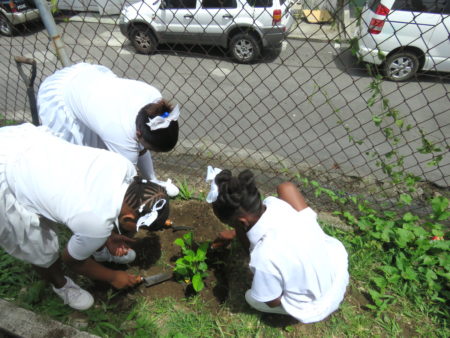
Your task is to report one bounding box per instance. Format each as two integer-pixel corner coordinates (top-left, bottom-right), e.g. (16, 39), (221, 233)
(173, 232), (210, 292)
(297, 174), (450, 320)
(177, 180), (195, 200)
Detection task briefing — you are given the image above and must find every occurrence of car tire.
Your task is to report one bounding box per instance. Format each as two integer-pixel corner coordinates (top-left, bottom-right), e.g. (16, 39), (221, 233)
(230, 33), (260, 64)
(384, 51), (420, 82)
(0, 13), (14, 36)
(130, 25), (157, 54)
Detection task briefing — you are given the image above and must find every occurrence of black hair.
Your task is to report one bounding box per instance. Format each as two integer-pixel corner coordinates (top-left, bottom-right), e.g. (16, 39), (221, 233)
(136, 99), (179, 152)
(212, 169), (262, 223)
(124, 176), (169, 230)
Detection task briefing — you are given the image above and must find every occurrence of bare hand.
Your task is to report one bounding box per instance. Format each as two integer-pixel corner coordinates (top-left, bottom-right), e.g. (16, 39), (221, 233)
(111, 271), (141, 289)
(211, 230), (236, 249)
(105, 233), (136, 257)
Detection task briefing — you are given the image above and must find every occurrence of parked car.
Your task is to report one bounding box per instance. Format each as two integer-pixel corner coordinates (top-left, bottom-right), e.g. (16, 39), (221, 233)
(56, 0), (126, 15)
(0, 0), (42, 36)
(356, 0), (450, 81)
(119, 0), (294, 63)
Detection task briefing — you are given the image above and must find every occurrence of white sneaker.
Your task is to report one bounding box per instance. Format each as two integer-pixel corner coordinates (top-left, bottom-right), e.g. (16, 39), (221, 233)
(52, 277), (94, 311)
(92, 247), (136, 264)
(151, 178), (180, 197)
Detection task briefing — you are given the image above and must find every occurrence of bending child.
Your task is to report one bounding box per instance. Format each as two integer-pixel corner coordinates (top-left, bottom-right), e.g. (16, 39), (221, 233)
(207, 168), (349, 323)
(0, 123), (170, 310)
(37, 62), (180, 196)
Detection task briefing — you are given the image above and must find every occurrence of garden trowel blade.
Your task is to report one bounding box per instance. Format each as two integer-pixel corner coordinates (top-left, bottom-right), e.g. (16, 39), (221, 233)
(142, 272), (172, 287)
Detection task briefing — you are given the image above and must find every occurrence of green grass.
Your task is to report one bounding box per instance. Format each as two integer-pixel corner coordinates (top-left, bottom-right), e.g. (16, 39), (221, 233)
(0, 207), (448, 337)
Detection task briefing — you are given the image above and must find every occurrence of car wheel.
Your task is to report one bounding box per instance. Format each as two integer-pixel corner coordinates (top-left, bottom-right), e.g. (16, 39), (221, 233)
(0, 14), (14, 36)
(384, 51), (420, 81)
(130, 25), (157, 54)
(230, 33), (260, 64)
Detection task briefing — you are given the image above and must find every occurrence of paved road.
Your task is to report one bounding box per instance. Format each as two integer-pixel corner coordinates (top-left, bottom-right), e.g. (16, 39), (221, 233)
(1, 19), (449, 186)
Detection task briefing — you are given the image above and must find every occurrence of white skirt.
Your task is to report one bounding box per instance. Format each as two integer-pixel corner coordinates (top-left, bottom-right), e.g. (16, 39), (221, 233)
(37, 62), (110, 149)
(0, 124), (60, 268)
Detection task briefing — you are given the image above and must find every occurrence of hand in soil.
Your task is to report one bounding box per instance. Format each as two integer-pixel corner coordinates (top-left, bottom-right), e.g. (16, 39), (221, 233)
(111, 270), (141, 289)
(106, 233), (136, 256)
(211, 229), (237, 249)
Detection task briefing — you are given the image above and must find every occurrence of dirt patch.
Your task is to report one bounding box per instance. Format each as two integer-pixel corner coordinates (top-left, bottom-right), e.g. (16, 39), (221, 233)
(124, 200), (240, 311)
(91, 200), (359, 329)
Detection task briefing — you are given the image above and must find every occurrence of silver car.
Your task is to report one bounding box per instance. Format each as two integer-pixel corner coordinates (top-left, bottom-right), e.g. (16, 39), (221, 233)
(119, 0), (294, 63)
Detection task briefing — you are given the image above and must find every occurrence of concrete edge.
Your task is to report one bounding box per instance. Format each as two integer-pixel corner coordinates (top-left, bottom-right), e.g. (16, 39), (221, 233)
(0, 299), (99, 338)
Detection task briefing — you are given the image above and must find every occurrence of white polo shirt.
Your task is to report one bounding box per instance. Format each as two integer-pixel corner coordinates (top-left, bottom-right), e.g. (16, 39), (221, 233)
(5, 124), (136, 260)
(247, 196), (349, 323)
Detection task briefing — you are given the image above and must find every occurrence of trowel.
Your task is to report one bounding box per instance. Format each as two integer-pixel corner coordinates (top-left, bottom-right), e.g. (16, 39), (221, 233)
(140, 272), (172, 287)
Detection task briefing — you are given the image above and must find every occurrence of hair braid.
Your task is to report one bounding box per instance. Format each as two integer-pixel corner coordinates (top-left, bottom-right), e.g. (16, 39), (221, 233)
(136, 99), (179, 152)
(213, 169), (262, 223)
(124, 176), (169, 230)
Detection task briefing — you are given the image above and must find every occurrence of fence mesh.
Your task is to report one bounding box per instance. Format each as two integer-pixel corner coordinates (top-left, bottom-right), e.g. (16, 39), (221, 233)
(1, 0), (449, 211)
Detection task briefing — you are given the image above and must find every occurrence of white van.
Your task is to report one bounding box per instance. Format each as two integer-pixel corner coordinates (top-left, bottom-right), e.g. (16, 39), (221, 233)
(357, 0), (450, 81)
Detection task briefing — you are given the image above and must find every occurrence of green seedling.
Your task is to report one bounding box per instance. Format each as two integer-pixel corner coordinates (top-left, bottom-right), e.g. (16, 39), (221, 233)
(173, 232), (210, 292)
(177, 180), (195, 200)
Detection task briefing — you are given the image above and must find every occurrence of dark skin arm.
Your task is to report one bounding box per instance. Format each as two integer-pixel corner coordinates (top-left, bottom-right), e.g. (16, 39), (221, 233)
(277, 182), (308, 212)
(62, 248), (140, 289)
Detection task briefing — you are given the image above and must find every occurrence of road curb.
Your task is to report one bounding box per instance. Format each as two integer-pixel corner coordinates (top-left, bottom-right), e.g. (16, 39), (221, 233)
(0, 299), (99, 338)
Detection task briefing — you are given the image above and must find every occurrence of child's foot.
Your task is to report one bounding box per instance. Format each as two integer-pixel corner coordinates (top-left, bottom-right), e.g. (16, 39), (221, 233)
(92, 247), (136, 264)
(52, 276), (94, 311)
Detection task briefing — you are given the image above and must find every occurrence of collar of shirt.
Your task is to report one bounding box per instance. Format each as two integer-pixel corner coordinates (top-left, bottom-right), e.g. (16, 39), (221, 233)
(246, 199), (274, 252)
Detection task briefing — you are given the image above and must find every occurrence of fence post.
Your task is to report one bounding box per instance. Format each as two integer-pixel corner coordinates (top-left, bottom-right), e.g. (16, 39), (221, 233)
(33, 0), (72, 67)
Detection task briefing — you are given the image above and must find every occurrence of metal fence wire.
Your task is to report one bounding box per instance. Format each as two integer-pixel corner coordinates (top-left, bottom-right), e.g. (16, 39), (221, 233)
(0, 0), (449, 211)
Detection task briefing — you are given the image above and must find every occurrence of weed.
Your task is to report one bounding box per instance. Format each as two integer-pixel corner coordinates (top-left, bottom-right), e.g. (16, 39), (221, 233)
(177, 179), (195, 200)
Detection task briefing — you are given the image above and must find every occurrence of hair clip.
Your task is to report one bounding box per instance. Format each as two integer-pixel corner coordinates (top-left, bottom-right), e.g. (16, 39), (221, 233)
(146, 104), (180, 131)
(136, 199), (166, 231)
(205, 165), (222, 203)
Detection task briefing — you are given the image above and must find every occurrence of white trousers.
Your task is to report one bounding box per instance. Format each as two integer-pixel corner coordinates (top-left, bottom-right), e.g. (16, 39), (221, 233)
(245, 290), (289, 315)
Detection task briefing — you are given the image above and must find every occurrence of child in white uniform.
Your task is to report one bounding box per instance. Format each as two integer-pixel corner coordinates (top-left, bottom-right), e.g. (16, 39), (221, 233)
(37, 62), (180, 196)
(0, 123), (170, 310)
(207, 168), (349, 323)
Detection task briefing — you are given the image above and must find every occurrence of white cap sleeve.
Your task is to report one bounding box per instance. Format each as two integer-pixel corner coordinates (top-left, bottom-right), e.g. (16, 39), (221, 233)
(67, 234), (108, 261)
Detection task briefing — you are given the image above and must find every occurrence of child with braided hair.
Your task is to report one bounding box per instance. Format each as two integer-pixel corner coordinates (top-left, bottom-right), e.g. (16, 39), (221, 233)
(0, 123), (170, 311)
(37, 62), (180, 197)
(206, 167), (349, 324)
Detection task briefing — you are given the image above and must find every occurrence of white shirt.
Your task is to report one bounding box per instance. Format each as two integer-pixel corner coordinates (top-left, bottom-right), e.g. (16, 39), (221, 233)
(5, 124), (136, 260)
(247, 196), (349, 323)
(64, 64), (162, 178)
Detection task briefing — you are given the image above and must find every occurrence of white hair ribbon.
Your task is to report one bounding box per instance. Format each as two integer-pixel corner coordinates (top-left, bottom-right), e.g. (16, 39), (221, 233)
(146, 104), (180, 131)
(205, 166), (222, 203)
(136, 198), (166, 231)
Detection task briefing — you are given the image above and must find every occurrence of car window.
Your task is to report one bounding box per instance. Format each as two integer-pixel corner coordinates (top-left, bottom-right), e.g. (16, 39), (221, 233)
(392, 0), (449, 13)
(163, 0), (196, 9)
(202, 0), (237, 8)
(247, 0), (273, 7)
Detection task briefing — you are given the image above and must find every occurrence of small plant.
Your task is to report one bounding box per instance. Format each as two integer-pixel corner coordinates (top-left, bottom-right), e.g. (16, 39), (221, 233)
(173, 232), (210, 293)
(177, 179), (195, 200)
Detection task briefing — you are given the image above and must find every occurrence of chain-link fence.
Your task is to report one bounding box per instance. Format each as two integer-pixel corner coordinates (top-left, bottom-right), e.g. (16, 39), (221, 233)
(1, 0), (449, 211)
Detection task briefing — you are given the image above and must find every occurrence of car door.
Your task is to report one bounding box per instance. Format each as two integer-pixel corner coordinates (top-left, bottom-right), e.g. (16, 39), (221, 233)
(424, 1), (450, 72)
(191, 0), (241, 46)
(156, 0), (199, 43)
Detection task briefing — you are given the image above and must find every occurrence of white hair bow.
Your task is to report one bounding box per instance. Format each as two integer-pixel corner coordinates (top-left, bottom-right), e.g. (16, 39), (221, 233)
(136, 198), (166, 231)
(146, 104), (180, 131)
(205, 166), (222, 203)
